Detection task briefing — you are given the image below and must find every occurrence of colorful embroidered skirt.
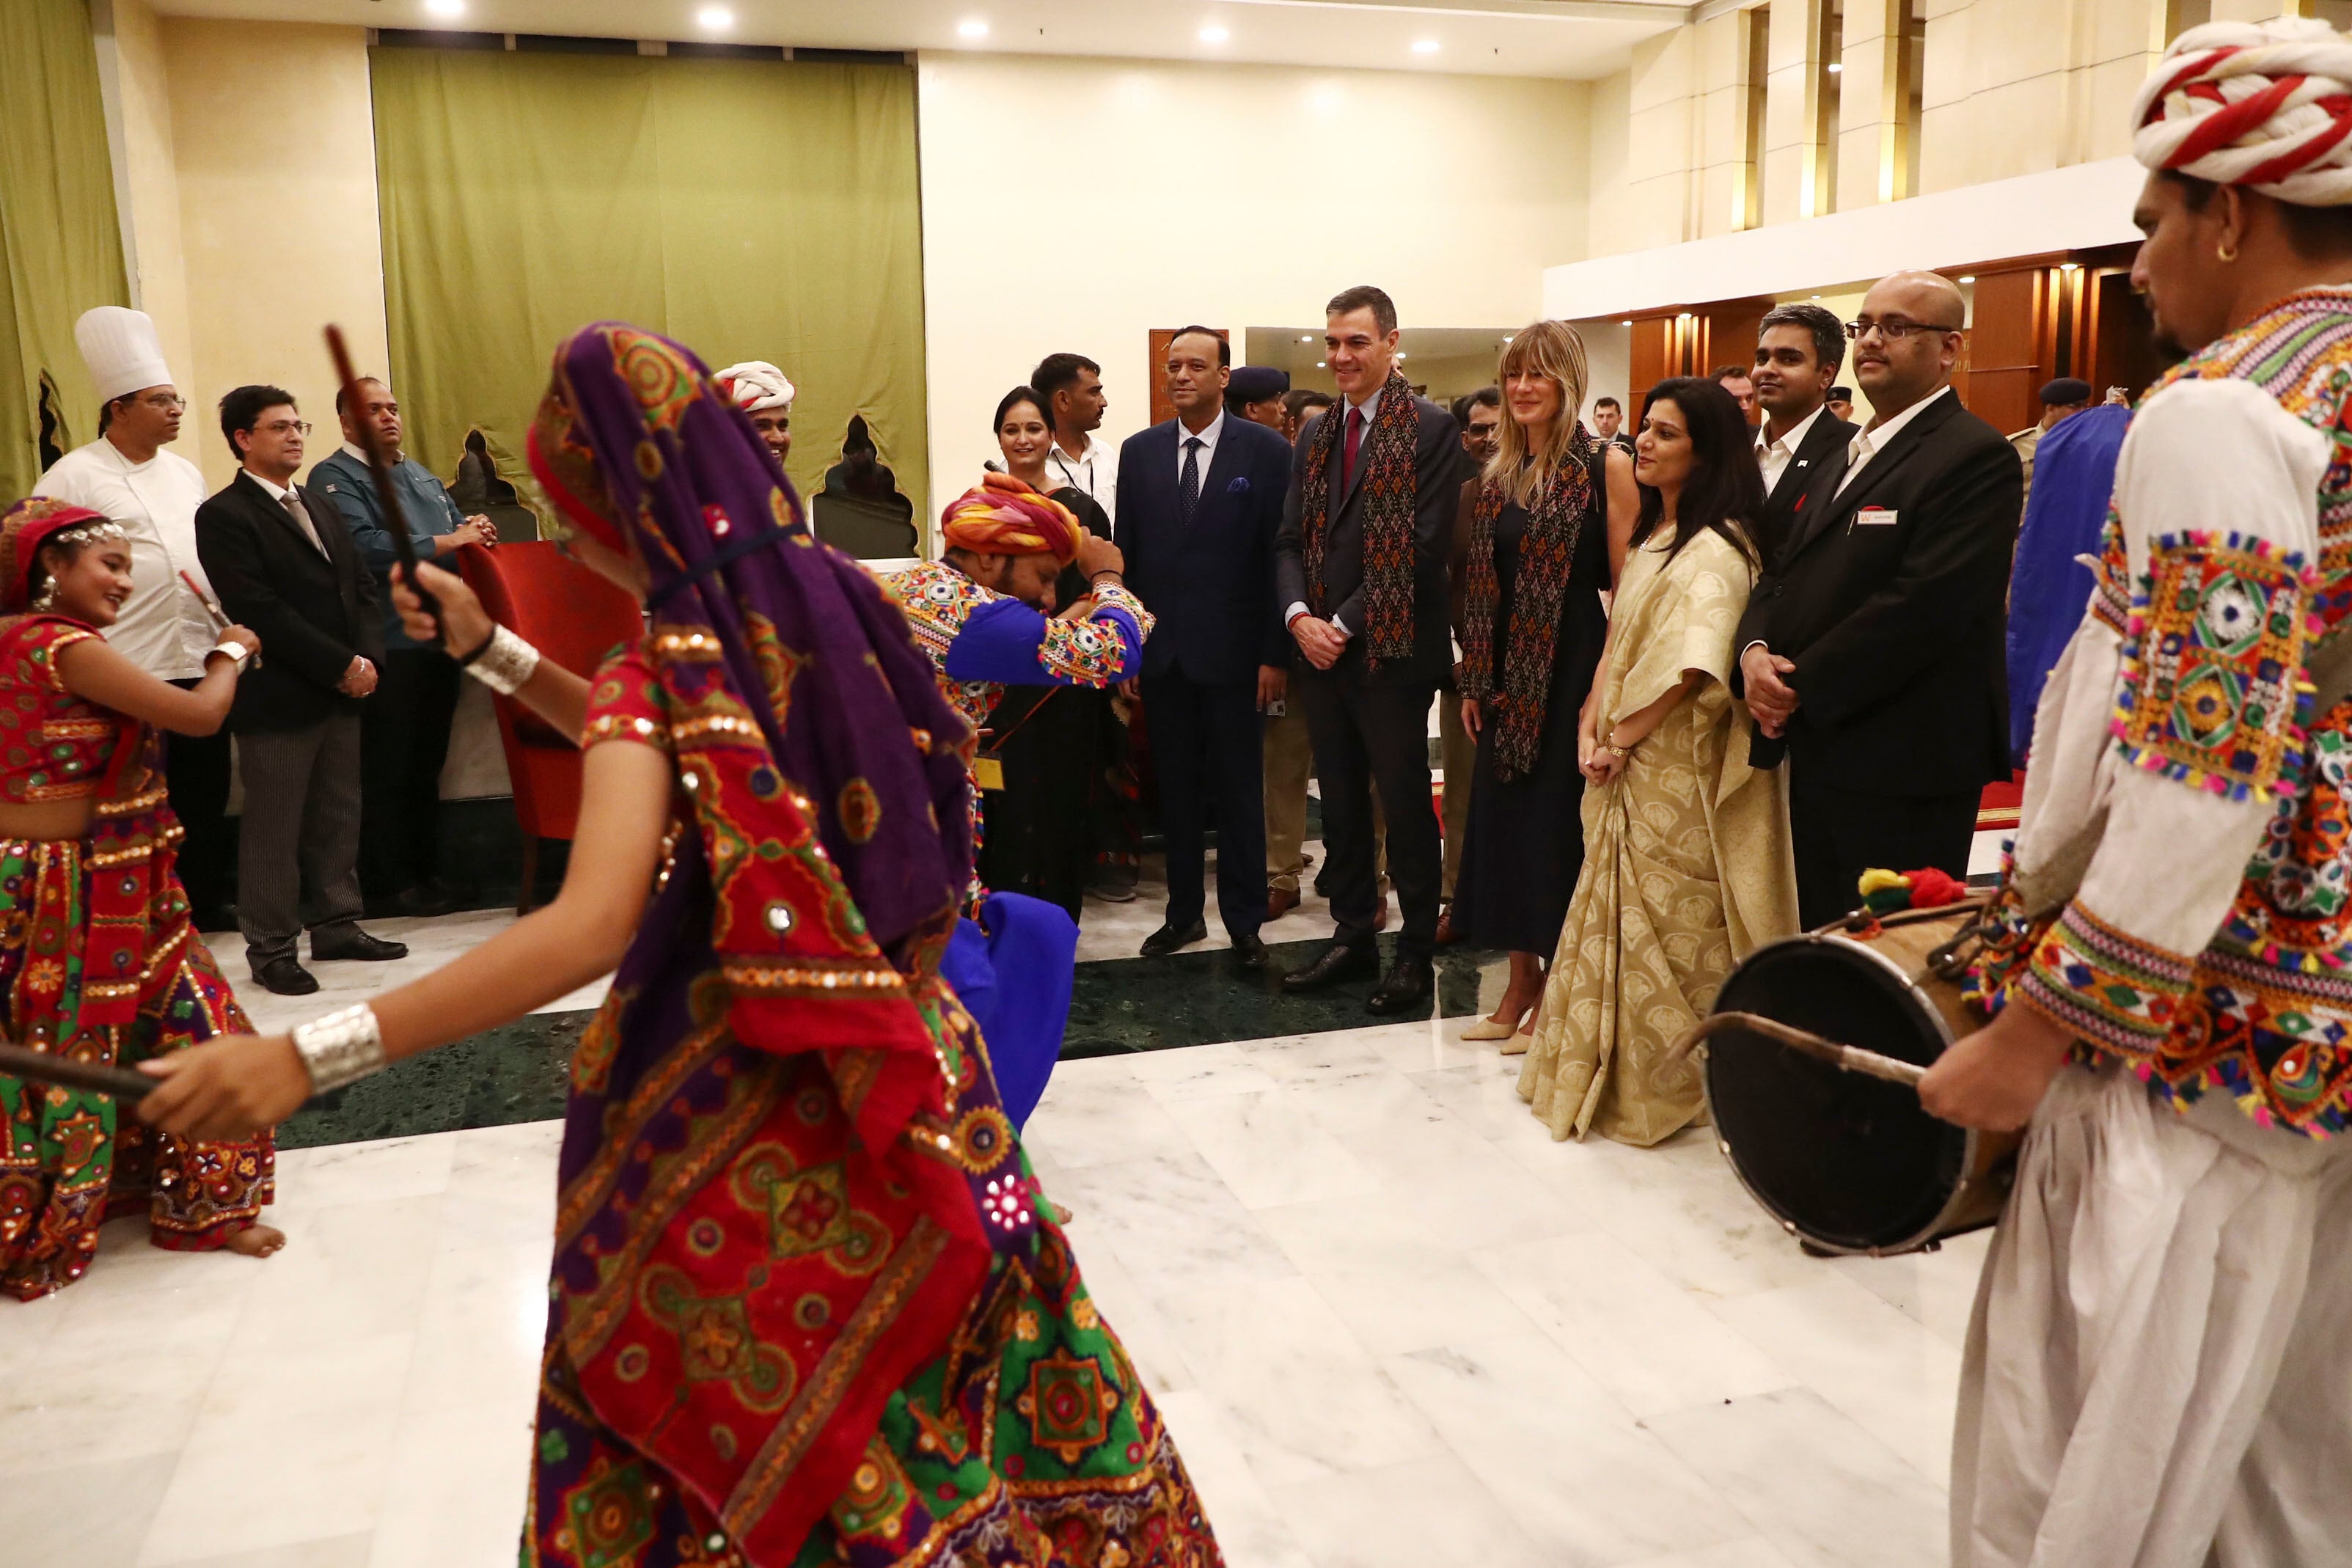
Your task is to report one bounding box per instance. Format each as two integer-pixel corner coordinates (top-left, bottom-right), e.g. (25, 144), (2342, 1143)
(0, 835), (274, 1300)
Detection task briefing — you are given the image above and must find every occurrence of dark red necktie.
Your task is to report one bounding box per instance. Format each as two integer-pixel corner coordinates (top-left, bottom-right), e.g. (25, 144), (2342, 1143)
(1343, 406), (1366, 488)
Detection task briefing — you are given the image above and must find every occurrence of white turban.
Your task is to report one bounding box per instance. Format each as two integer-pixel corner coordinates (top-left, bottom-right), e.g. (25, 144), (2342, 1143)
(714, 360), (796, 414)
(2133, 18), (2352, 206)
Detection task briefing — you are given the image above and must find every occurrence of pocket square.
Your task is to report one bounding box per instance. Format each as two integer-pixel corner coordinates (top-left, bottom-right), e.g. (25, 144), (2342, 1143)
(1227, 476), (1250, 496)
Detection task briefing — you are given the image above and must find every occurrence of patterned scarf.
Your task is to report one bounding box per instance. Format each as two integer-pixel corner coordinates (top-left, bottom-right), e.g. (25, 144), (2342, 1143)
(1300, 367), (1421, 667)
(1458, 433), (1598, 783)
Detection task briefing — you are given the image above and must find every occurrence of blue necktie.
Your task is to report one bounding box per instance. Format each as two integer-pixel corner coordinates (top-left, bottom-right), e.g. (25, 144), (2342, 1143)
(1179, 436), (1204, 526)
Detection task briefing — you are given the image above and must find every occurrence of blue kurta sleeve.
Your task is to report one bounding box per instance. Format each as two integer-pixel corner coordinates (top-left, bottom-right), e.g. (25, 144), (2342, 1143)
(940, 583), (1154, 688)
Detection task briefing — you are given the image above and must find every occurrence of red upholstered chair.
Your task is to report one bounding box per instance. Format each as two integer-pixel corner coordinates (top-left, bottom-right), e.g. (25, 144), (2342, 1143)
(456, 543), (644, 912)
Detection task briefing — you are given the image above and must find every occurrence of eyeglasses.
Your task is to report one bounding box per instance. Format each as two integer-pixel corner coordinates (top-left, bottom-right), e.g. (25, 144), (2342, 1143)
(136, 393), (187, 411)
(1844, 318), (1961, 342)
(259, 420), (313, 436)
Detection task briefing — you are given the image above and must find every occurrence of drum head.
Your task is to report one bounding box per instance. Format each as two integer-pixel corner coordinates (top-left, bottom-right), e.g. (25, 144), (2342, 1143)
(1707, 937), (1971, 1253)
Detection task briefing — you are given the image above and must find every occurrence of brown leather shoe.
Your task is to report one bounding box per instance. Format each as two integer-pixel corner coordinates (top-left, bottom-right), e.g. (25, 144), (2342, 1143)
(1434, 905), (1462, 946)
(1267, 885), (1300, 919)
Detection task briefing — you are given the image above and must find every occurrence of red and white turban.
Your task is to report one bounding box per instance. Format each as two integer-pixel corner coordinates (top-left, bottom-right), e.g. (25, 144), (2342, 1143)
(939, 472), (1081, 563)
(2134, 18), (2352, 205)
(714, 360), (796, 414)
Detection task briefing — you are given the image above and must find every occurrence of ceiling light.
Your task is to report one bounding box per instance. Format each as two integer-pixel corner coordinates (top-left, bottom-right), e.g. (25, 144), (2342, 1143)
(1299, 335), (1314, 343)
(1200, 24), (1229, 43)
(1413, 38), (1440, 54)
(1619, 319), (1632, 326)
(424, 0), (463, 16)
(696, 5), (733, 29)
(1826, 61), (1842, 73)
(958, 18), (989, 39)
(1316, 361), (1327, 368)
(1396, 352), (1408, 360)
(1811, 293), (1822, 300)
(2059, 261), (2081, 271)
(1957, 274), (1976, 284)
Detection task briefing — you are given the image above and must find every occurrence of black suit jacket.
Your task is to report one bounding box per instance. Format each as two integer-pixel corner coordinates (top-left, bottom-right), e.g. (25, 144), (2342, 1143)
(1756, 406), (1858, 565)
(1115, 416), (1292, 685)
(1732, 389), (2019, 795)
(1274, 392), (1471, 687)
(195, 469), (384, 733)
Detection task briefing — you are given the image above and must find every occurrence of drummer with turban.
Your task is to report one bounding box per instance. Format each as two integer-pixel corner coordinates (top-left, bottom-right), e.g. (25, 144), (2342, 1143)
(713, 359), (796, 465)
(879, 472), (1152, 878)
(1919, 18), (2352, 1566)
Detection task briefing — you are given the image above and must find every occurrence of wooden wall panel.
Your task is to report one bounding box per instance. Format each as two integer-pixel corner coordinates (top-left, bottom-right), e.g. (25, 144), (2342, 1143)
(1966, 267), (2045, 436)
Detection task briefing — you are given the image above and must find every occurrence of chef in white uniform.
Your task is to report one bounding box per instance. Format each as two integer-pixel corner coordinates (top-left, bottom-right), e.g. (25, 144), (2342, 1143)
(32, 307), (237, 924)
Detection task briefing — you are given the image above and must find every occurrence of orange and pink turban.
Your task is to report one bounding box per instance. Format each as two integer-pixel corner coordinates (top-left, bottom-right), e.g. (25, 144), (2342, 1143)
(2134, 18), (2352, 205)
(939, 472), (1081, 563)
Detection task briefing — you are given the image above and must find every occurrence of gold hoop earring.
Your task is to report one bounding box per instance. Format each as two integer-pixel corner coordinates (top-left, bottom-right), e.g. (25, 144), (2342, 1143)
(2218, 238), (2241, 263)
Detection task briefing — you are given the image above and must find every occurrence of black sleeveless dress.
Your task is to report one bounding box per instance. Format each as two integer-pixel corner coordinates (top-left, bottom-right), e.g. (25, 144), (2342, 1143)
(1453, 458), (1611, 954)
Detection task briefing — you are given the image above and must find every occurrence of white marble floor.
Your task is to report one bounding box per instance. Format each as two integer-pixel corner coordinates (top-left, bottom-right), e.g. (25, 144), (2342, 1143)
(0, 1015), (1985, 1568)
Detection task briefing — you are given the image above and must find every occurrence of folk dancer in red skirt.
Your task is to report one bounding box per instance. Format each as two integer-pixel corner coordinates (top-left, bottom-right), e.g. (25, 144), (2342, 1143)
(0, 497), (274, 1299)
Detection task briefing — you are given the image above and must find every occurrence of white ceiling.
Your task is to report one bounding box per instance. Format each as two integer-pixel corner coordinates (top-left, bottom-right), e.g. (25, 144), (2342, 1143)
(150, 0), (1694, 81)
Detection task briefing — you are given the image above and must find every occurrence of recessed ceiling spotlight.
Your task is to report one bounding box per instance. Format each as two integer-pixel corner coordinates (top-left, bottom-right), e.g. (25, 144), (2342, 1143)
(959, 18), (989, 39)
(1619, 319), (1632, 326)
(2059, 261), (2080, 271)
(1826, 61), (1842, 73)
(1413, 38), (1440, 54)
(425, 0), (463, 17)
(697, 5), (733, 29)
(1316, 361), (1327, 368)
(1299, 335), (1314, 343)
(1396, 352), (1408, 360)
(1957, 274), (1976, 284)
(1200, 24), (1229, 43)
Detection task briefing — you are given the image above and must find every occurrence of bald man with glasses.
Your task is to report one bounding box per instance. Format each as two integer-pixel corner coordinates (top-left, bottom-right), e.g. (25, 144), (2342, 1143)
(1731, 270), (2022, 928)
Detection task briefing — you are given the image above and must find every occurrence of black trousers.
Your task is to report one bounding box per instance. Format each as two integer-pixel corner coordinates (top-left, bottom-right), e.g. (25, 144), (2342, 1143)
(359, 648), (462, 898)
(1295, 662), (1440, 962)
(1142, 670), (1267, 937)
(165, 678), (234, 920)
(1789, 771), (1980, 931)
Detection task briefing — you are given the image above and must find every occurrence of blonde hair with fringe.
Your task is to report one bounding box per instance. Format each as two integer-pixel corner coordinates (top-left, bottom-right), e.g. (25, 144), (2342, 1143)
(1484, 320), (1590, 508)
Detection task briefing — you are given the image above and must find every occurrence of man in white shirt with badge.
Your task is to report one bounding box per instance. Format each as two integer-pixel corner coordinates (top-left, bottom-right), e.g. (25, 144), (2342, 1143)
(32, 307), (235, 928)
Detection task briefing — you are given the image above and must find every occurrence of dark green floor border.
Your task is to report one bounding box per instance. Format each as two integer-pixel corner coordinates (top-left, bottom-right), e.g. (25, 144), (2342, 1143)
(276, 934), (1496, 1151)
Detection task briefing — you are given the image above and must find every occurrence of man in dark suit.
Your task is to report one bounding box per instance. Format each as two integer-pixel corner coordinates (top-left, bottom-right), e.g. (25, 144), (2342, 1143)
(1275, 285), (1472, 1014)
(1116, 334), (1292, 970)
(197, 385), (406, 995)
(1734, 271), (2021, 929)
(1749, 301), (1858, 563)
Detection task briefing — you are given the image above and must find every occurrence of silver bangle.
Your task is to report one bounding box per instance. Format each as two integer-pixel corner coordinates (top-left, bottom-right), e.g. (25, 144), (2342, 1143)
(464, 623), (541, 697)
(290, 1003), (386, 1093)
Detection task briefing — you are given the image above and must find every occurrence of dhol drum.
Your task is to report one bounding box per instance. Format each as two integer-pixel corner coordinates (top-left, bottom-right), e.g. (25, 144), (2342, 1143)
(1687, 904), (2023, 1258)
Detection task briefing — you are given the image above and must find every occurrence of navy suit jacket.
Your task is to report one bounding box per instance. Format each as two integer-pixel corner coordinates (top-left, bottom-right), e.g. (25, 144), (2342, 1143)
(1115, 415), (1292, 684)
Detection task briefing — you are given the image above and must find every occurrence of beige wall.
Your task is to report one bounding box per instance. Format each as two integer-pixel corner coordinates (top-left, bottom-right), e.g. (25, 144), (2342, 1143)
(916, 52), (1591, 522)
(106, 7), (387, 493)
(1918, 0), (2157, 194)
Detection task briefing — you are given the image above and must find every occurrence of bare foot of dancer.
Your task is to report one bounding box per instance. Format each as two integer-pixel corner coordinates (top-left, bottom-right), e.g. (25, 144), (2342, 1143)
(223, 1223), (287, 1259)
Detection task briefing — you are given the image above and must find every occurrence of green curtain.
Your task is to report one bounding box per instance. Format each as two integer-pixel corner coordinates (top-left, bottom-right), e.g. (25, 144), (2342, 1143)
(370, 45), (927, 525)
(0, 0), (131, 500)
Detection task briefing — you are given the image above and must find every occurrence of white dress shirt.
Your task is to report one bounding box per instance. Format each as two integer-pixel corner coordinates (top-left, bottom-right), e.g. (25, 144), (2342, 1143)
(1755, 403), (1829, 494)
(1047, 432), (1121, 525)
(1833, 384), (1952, 498)
(30, 437), (216, 680)
(1286, 386), (1386, 633)
(246, 469), (329, 555)
(1174, 407), (1226, 485)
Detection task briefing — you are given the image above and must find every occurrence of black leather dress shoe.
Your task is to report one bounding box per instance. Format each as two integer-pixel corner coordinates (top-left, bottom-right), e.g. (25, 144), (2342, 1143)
(1280, 941), (1377, 993)
(253, 955), (319, 996)
(1365, 960), (1435, 1016)
(310, 928), (410, 963)
(1229, 932), (1272, 972)
(1140, 919), (1207, 959)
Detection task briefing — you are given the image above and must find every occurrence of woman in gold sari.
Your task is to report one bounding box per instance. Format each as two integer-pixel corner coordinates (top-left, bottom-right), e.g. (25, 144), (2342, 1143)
(1519, 378), (1800, 1146)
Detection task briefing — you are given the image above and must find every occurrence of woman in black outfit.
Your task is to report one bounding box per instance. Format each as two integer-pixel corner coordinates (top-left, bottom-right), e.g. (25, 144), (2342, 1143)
(1451, 320), (1635, 1043)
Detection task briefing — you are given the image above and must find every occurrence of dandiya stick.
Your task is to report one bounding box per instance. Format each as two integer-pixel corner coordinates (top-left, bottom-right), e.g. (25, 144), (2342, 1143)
(179, 569), (260, 670)
(322, 324), (442, 642)
(0, 1041), (155, 1102)
(1666, 1010), (1929, 1089)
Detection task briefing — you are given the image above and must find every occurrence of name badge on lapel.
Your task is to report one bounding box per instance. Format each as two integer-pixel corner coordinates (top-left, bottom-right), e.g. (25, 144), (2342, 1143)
(1852, 506), (1899, 530)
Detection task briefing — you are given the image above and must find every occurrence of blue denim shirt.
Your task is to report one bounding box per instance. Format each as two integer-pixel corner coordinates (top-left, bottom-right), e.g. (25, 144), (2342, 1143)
(309, 447), (466, 651)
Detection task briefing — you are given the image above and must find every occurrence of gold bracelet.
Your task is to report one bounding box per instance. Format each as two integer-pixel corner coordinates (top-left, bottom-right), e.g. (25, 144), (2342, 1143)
(1602, 741), (1632, 758)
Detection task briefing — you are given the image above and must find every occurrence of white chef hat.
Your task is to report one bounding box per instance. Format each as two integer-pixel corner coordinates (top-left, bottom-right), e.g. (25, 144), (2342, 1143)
(76, 307), (175, 404)
(714, 360), (796, 415)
